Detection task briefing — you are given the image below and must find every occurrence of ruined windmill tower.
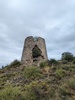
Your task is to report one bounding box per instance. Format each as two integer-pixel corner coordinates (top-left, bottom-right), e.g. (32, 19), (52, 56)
(21, 36), (48, 66)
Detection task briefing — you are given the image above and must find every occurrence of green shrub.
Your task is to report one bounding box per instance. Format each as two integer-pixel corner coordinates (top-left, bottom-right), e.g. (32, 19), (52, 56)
(60, 86), (72, 99)
(68, 78), (75, 90)
(49, 59), (58, 66)
(60, 87), (69, 96)
(5, 60), (21, 69)
(24, 66), (42, 80)
(62, 66), (70, 70)
(0, 84), (25, 100)
(9, 60), (21, 67)
(61, 52), (73, 62)
(55, 69), (66, 79)
(24, 80), (50, 100)
(40, 61), (48, 68)
(73, 59), (75, 64)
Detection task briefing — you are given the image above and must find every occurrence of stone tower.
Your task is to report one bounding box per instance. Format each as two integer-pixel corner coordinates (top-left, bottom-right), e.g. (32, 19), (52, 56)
(21, 36), (48, 66)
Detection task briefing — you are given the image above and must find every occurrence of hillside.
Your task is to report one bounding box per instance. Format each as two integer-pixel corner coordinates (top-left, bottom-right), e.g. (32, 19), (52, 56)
(0, 60), (75, 100)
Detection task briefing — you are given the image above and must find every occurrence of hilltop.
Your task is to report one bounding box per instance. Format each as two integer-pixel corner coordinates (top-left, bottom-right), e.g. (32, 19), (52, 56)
(0, 59), (75, 100)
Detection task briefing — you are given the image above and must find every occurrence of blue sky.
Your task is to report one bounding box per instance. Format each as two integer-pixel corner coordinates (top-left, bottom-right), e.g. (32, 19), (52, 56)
(0, 0), (75, 67)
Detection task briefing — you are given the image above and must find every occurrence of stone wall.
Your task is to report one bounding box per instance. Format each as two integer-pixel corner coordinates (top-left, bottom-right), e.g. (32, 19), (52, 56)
(21, 36), (48, 66)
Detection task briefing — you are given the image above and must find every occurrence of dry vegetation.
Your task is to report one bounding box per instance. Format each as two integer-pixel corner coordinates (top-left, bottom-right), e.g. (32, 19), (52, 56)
(0, 59), (75, 100)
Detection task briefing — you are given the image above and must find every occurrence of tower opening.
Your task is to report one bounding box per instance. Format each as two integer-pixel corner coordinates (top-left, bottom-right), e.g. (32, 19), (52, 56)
(32, 45), (42, 62)
(32, 45), (41, 58)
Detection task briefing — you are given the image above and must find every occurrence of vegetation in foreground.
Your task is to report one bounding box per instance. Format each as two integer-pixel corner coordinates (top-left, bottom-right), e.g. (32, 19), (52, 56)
(0, 52), (75, 100)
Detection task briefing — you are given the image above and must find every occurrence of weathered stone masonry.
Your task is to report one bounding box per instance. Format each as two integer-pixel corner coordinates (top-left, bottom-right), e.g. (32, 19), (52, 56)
(21, 36), (48, 66)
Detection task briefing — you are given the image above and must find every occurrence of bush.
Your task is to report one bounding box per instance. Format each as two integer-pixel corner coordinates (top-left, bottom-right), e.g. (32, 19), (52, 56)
(24, 66), (42, 80)
(10, 60), (21, 67)
(55, 69), (66, 79)
(60, 87), (69, 96)
(60, 86), (72, 98)
(49, 59), (58, 66)
(5, 60), (21, 69)
(0, 84), (25, 100)
(40, 61), (48, 68)
(68, 78), (75, 90)
(73, 59), (75, 64)
(62, 66), (70, 71)
(61, 52), (73, 62)
(24, 80), (50, 100)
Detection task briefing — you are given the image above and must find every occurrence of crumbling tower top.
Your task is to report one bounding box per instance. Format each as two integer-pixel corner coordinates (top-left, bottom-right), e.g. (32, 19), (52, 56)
(21, 36), (48, 66)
